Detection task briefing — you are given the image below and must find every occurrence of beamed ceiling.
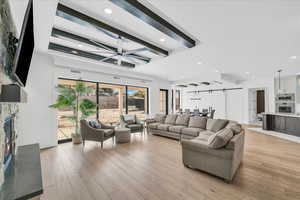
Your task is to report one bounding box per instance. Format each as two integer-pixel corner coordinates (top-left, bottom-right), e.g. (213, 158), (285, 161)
(48, 0), (197, 68)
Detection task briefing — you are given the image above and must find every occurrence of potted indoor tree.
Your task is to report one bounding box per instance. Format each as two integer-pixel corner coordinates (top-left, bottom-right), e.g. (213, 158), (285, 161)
(50, 81), (97, 144)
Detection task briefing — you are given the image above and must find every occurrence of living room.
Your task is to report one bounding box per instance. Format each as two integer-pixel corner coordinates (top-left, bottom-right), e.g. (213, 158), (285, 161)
(1, 0), (300, 200)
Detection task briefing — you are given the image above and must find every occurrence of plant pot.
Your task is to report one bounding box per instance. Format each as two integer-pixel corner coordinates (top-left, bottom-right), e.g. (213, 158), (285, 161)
(72, 135), (82, 144)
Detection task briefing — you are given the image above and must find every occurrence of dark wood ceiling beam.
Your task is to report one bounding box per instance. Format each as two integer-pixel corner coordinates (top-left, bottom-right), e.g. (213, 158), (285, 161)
(51, 28), (151, 63)
(109, 0), (196, 48)
(48, 42), (135, 68)
(56, 3), (168, 56)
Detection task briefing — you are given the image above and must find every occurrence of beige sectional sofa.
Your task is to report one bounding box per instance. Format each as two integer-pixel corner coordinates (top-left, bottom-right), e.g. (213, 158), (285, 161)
(147, 114), (245, 181)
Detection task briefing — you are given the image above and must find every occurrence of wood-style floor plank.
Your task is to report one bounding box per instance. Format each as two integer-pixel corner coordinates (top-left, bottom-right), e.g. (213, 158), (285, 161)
(39, 128), (300, 200)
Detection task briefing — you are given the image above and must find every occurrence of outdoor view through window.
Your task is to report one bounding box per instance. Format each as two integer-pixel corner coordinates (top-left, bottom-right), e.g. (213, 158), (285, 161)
(57, 79), (148, 142)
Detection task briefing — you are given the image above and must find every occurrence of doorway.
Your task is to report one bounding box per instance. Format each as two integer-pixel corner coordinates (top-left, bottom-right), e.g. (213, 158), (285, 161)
(248, 88), (267, 125)
(160, 89), (168, 114)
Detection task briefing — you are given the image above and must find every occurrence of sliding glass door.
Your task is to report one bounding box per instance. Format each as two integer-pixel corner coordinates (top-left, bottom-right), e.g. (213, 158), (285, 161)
(127, 86), (148, 120)
(57, 79), (149, 142)
(160, 89), (168, 114)
(98, 83), (126, 125)
(57, 79), (97, 143)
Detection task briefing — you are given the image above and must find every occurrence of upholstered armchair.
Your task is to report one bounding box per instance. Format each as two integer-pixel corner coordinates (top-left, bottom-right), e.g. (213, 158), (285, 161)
(80, 119), (115, 148)
(120, 114), (144, 133)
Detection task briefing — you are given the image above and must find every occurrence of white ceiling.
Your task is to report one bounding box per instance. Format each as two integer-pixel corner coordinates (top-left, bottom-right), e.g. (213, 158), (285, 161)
(9, 0), (300, 82)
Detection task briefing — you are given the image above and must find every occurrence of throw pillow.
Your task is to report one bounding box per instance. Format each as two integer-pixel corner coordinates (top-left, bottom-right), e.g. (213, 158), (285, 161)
(226, 122), (242, 135)
(165, 114), (178, 125)
(89, 119), (101, 129)
(188, 116), (207, 129)
(175, 114), (190, 126)
(208, 128), (233, 149)
(154, 114), (166, 123)
(206, 119), (229, 132)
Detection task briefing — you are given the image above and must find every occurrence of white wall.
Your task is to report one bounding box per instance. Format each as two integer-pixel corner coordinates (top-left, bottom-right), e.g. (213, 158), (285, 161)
(18, 52), (57, 149)
(18, 52), (172, 149)
(179, 77), (275, 124)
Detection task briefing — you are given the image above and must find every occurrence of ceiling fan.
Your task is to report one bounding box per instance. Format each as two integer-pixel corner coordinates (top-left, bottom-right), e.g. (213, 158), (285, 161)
(87, 36), (150, 66)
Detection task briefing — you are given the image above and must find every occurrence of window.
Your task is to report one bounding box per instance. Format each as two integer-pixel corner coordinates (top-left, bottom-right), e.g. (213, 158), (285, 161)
(175, 90), (181, 112)
(57, 79), (97, 143)
(98, 83), (126, 125)
(160, 89), (168, 114)
(56, 79), (149, 143)
(127, 86), (148, 120)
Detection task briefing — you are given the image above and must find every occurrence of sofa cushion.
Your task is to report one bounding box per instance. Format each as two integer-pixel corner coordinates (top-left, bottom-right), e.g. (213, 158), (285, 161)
(182, 127), (204, 137)
(175, 115), (190, 126)
(148, 123), (160, 129)
(225, 121), (242, 135)
(157, 124), (172, 131)
(169, 125), (186, 133)
(206, 119), (229, 132)
(208, 128), (234, 149)
(103, 129), (114, 137)
(188, 116), (207, 129)
(165, 114), (178, 125)
(154, 114), (166, 123)
(196, 130), (215, 142)
(127, 124), (143, 130)
(181, 139), (233, 159)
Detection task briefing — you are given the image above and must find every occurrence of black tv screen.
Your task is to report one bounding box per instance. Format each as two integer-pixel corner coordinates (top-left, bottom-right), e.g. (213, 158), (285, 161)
(13, 0), (34, 87)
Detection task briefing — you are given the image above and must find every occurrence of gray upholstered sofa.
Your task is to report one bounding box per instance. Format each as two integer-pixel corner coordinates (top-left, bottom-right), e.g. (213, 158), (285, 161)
(148, 114), (244, 181)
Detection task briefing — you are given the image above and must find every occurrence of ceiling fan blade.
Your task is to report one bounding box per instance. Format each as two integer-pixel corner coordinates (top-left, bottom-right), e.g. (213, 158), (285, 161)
(124, 47), (148, 55)
(87, 51), (115, 54)
(126, 54), (150, 63)
(89, 40), (116, 52)
(124, 56), (140, 65)
(99, 54), (117, 62)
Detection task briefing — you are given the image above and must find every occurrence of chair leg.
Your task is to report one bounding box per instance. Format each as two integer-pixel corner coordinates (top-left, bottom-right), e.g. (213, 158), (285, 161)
(101, 141), (103, 149)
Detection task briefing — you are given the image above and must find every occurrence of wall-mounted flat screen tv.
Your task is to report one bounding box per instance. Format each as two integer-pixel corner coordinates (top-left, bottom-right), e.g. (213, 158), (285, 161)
(12, 0), (34, 87)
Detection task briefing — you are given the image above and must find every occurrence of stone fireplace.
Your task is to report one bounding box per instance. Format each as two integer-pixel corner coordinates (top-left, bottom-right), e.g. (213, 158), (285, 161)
(0, 0), (19, 188)
(3, 115), (16, 172)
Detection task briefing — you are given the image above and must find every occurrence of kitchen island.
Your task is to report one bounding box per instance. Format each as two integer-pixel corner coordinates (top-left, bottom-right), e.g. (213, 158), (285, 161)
(262, 112), (300, 137)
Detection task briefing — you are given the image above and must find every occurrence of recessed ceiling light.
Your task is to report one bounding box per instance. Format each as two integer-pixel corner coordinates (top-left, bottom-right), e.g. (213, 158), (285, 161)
(197, 61), (203, 65)
(104, 8), (112, 15)
(160, 38), (166, 42)
(71, 50), (78, 54)
(289, 56), (297, 60)
(245, 72), (250, 74)
(77, 44), (83, 48)
(215, 69), (220, 73)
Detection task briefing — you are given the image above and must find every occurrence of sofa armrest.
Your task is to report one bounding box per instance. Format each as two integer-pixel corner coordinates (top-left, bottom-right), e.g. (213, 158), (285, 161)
(225, 130), (245, 150)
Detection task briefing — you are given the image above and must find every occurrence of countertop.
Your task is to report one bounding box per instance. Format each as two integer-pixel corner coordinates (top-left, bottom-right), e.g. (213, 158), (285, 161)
(262, 112), (300, 118)
(0, 144), (43, 200)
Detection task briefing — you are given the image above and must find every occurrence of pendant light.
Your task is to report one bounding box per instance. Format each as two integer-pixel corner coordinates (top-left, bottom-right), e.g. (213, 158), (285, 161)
(277, 69), (285, 94)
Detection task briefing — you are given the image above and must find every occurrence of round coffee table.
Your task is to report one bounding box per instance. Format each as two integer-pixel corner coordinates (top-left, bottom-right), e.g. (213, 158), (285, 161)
(115, 127), (131, 143)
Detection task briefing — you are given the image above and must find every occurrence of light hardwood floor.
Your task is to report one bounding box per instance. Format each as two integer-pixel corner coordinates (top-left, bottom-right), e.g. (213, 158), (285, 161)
(40, 128), (300, 200)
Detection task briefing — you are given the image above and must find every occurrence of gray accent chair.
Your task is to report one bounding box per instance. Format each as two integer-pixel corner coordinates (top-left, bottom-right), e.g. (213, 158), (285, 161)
(80, 119), (115, 148)
(120, 114), (144, 133)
